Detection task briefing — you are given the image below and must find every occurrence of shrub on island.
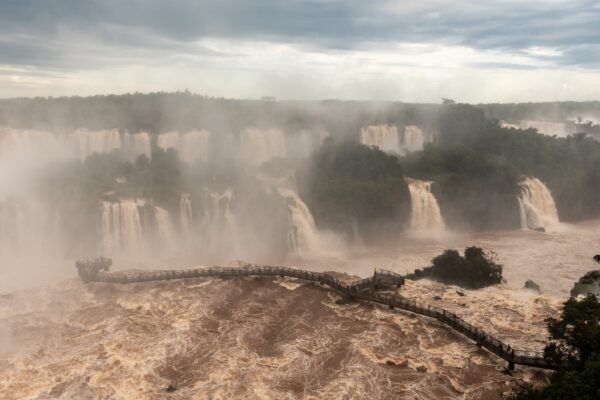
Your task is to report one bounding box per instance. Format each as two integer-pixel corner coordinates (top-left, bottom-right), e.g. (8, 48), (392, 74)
(407, 246), (504, 289)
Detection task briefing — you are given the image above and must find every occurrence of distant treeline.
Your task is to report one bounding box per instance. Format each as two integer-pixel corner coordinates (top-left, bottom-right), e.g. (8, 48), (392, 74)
(477, 101), (600, 124)
(5, 93), (600, 239)
(0, 92), (439, 138)
(3, 93), (599, 134)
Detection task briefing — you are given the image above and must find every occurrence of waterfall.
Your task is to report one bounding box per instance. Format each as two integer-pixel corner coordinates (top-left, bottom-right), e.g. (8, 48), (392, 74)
(0, 198), (59, 258)
(154, 206), (176, 248)
(157, 131), (181, 152)
(1, 127), (148, 162)
(0, 128), (61, 158)
(286, 130), (326, 159)
(518, 177), (559, 229)
(179, 193), (193, 234)
(0, 199), (26, 254)
(276, 186), (344, 256)
(157, 130), (211, 163)
(176, 189), (239, 257)
(201, 189), (236, 233)
(131, 132), (152, 160)
(240, 128), (287, 165)
(181, 130), (211, 163)
(101, 199), (179, 256)
(402, 126), (425, 153)
(406, 178), (445, 231)
(71, 129), (124, 160)
(359, 125), (400, 153)
(288, 131), (312, 159)
(359, 125), (427, 154)
(277, 187), (321, 253)
(101, 200), (145, 256)
(519, 120), (570, 137)
(500, 121), (520, 129)
(351, 219), (365, 248)
(199, 188), (237, 255)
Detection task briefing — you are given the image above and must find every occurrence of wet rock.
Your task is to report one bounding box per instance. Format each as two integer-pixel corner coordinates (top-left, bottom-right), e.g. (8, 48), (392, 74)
(387, 359), (408, 367)
(335, 297), (353, 305)
(416, 365), (428, 372)
(456, 290), (465, 297)
(164, 384), (178, 393)
(532, 226), (546, 233)
(570, 270), (600, 297)
(524, 280), (541, 293)
(433, 295), (442, 301)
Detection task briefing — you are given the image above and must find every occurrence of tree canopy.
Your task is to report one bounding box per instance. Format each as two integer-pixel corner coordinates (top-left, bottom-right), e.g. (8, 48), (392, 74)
(509, 294), (600, 400)
(299, 140), (411, 242)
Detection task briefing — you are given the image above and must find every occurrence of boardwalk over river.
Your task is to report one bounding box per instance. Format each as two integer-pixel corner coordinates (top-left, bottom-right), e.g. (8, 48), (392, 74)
(76, 258), (560, 371)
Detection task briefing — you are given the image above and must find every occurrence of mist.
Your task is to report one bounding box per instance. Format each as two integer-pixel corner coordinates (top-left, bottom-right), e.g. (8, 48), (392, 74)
(2, 95), (599, 293)
(3, 0), (600, 397)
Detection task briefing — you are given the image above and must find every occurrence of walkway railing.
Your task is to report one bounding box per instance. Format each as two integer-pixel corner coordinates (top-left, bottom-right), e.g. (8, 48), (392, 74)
(75, 258), (558, 370)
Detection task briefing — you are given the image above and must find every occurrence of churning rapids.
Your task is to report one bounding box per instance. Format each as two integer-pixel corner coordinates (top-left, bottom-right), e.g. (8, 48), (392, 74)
(1, 220), (599, 399)
(0, 126), (598, 399)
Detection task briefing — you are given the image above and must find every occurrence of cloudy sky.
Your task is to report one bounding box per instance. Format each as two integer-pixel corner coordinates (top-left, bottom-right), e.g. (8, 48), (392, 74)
(1, 0), (599, 102)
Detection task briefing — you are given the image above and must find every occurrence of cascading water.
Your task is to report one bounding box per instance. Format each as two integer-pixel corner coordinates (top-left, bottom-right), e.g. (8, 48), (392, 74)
(202, 189), (235, 233)
(2, 128), (151, 161)
(181, 130), (211, 163)
(406, 178), (445, 232)
(402, 126), (425, 153)
(0, 199), (25, 255)
(101, 199), (179, 257)
(359, 125), (400, 153)
(71, 129), (124, 160)
(285, 130), (327, 159)
(157, 131), (180, 152)
(519, 120), (570, 137)
(360, 125), (427, 154)
(153, 206), (176, 249)
(277, 187), (321, 253)
(131, 132), (152, 160)
(179, 193), (193, 234)
(240, 128), (286, 165)
(158, 130), (212, 163)
(101, 200), (145, 256)
(0, 197), (60, 259)
(518, 177), (559, 230)
(0, 128), (61, 158)
(199, 188), (238, 255)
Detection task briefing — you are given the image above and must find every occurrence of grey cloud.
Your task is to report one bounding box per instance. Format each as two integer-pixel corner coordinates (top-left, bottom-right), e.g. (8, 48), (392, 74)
(468, 62), (541, 70)
(0, 0), (599, 70)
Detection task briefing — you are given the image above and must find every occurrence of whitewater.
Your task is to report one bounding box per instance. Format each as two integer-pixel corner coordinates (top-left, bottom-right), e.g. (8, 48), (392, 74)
(0, 126), (598, 399)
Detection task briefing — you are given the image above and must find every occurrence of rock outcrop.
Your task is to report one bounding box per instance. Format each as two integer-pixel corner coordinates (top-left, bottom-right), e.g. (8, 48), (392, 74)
(570, 270), (600, 297)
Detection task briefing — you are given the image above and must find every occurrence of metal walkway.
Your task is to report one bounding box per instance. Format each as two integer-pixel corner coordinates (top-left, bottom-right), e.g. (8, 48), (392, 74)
(75, 258), (558, 370)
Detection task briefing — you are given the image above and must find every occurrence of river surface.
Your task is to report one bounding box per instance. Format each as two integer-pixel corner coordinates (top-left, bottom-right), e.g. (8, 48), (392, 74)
(293, 219), (600, 297)
(0, 220), (598, 399)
